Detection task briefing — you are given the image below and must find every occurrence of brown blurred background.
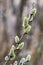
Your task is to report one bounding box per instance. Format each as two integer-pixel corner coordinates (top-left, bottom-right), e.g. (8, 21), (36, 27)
(0, 0), (43, 65)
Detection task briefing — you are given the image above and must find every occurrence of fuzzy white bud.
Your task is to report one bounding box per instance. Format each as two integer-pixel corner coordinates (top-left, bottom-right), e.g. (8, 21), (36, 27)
(17, 42), (24, 49)
(15, 36), (19, 43)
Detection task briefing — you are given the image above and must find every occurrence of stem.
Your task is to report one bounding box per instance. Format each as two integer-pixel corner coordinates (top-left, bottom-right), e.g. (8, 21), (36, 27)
(17, 32), (27, 44)
(4, 60), (8, 65)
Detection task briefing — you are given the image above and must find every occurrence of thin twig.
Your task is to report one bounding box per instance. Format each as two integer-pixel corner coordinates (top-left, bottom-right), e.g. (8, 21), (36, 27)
(17, 33), (26, 44)
(4, 60), (8, 65)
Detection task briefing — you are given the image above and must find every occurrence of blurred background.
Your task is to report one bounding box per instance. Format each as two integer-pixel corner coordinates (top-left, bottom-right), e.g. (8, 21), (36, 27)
(0, 0), (43, 65)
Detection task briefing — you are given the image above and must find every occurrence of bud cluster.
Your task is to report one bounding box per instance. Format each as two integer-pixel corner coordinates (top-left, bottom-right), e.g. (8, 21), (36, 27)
(23, 8), (36, 34)
(4, 7), (37, 65)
